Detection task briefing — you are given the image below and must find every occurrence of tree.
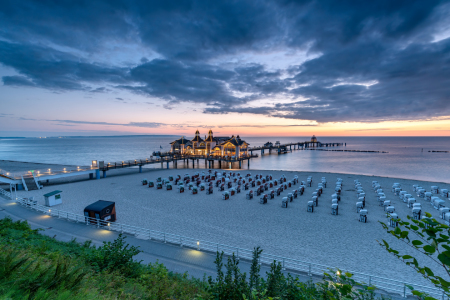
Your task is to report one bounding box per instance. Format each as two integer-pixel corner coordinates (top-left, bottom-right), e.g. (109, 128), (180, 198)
(379, 212), (450, 299)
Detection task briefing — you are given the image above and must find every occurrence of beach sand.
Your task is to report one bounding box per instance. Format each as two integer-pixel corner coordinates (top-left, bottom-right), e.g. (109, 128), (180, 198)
(15, 167), (450, 288)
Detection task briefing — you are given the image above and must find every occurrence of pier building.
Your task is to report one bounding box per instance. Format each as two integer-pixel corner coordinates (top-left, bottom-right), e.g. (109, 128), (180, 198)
(170, 130), (249, 157)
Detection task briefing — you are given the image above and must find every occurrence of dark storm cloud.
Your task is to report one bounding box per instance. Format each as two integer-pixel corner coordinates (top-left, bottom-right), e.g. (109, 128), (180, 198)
(122, 59), (257, 106)
(2, 75), (35, 87)
(0, 0), (449, 123)
(0, 41), (128, 91)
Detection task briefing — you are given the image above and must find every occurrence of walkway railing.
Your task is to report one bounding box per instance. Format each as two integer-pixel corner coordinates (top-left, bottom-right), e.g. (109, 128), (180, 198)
(0, 166), (95, 181)
(3, 190), (446, 299)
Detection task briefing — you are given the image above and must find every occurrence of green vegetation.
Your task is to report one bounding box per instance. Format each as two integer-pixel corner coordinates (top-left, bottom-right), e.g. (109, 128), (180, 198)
(0, 216), (388, 299)
(380, 212), (450, 300)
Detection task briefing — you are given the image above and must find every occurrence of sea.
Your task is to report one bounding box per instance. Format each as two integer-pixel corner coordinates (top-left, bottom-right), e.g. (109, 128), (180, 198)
(0, 136), (449, 183)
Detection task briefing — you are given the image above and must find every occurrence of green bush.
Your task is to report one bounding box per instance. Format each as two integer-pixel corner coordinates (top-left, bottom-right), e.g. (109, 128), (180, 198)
(84, 233), (142, 277)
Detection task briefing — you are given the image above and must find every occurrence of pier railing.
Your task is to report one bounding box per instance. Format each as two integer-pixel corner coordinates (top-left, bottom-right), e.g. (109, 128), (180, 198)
(3, 192), (446, 299)
(0, 166), (96, 181)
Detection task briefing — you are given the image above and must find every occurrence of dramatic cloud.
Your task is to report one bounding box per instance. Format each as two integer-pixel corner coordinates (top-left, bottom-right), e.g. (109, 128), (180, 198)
(1, 0), (449, 123)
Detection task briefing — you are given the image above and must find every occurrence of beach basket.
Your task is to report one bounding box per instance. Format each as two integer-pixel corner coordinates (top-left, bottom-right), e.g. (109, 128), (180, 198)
(200, 183), (205, 191)
(246, 190), (253, 200)
(148, 181), (154, 188)
(191, 187), (198, 195)
(157, 183), (163, 189)
(358, 197), (365, 207)
(281, 197), (288, 208)
(389, 214), (399, 227)
(206, 186), (213, 195)
(142, 179), (148, 185)
(331, 203), (338, 215)
(166, 183), (172, 191)
(260, 194), (268, 204)
(157, 177), (162, 183)
(408, 198), (417, 208)
(222, 191), (230, 200)
(287, 193), (293, 202)
(307, 201), (314, 212)
(178, 185), (185, 193)
(359, 210), (368, 223)
(440, 207), (449, 219)
(168, 176), (174, 181)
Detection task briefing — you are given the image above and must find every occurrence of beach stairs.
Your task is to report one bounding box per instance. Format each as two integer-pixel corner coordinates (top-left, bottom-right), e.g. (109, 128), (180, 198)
(22, 175), (40, 191)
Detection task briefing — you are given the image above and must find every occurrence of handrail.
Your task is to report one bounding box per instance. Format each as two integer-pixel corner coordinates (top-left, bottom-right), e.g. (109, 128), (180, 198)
(3, 188), (445, 299)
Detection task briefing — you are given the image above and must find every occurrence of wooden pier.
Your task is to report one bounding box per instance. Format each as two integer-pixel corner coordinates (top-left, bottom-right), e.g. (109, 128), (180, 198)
(248, 141), (344, 155)
(97, 153), (258, 177)
(98, 139), (344, 176)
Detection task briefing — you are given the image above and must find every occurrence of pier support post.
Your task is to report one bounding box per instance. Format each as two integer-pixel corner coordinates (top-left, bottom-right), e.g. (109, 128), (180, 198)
(219, 161), (221, 168)
(17, 184), (24, 190)
(95, 169), (100, 179)
(139, 165), (142, 173)
(161, 162), (163, 169)
(89, 173), (94, 179)
(229, 162), (231, 169)
(247, 159), (250, 168)
(205, 159), (207, 168)
(166, 162), (169, 169)
(102, 170), (107, 178)
(239, 161), (241, 169)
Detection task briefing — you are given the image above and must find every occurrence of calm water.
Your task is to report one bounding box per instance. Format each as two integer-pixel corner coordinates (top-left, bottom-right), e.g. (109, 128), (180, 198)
(0, 136), (449, 183)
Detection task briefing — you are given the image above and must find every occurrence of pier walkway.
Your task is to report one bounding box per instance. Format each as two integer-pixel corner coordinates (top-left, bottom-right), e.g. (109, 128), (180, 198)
(248, 141), (344, 155)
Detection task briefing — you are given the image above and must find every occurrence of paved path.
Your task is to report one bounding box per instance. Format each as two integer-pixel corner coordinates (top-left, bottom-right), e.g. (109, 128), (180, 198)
(0, 196), (406, 299)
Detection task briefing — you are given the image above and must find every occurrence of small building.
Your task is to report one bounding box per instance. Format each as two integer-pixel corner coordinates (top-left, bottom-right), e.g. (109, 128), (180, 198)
(44, 190), (62, 207)
(311, 135), (317, 142)
(84, 200), (116, 223)
(264, 142), (273, 147)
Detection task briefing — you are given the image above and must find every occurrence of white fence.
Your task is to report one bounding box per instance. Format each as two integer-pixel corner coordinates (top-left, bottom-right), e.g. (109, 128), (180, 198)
(2, 189), (446, 299)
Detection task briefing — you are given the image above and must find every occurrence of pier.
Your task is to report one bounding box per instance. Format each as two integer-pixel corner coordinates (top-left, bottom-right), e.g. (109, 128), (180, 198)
(248, 141), (344, 156)
(97, 153), (258, 176)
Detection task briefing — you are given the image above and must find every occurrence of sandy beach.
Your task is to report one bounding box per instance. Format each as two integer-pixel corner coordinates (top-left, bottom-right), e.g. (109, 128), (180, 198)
(14, 167), (450, 287)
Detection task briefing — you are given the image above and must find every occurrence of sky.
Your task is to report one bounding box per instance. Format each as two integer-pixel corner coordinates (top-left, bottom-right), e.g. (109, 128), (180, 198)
(1, 0), (450, 137)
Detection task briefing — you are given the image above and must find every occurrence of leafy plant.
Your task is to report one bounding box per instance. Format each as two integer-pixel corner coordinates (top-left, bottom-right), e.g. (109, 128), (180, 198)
(84, 233), (142, 277)
(379, 212), (450, 299)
